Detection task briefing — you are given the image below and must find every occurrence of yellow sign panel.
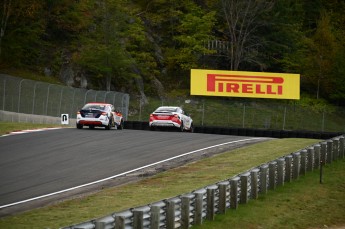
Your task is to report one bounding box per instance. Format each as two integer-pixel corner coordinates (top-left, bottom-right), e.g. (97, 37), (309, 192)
(191, 69), (300, 100)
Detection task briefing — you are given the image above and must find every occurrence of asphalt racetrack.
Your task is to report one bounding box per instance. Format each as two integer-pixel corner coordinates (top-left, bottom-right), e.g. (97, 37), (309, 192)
(0, 128), (267, 215)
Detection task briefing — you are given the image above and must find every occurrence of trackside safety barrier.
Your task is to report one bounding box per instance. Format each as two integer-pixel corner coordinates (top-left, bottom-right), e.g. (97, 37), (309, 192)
(61, 135), (345, 229)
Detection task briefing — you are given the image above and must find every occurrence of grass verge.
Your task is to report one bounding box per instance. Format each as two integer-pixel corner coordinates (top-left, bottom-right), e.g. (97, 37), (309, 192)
(0, 123), (344, 228)
(0, 122), (65, 136)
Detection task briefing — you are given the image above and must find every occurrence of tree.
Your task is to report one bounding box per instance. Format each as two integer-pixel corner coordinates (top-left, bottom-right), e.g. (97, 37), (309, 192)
(219, 0), (274, 71)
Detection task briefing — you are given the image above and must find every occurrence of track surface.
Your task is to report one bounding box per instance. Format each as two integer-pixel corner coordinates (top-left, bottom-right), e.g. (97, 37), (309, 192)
(0, 128), (264, 213)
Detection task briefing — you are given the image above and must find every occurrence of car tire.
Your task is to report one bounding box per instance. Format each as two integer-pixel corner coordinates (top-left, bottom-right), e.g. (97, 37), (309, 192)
(150, 125), (155, 131)
(179, 122), (184, 132)
(105, 120), (111, 130)
(76, 123), (83, 129)
(189, 123), (194, 133)
(89, 125), (94, 129)
(118, 120), (124, 130)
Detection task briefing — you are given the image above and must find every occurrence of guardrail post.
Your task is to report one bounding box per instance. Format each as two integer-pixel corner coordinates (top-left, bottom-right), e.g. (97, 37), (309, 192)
(240, 172), (250, 204)
(206, 186), (217, 220)
(327, 140), (333, 164)
(194, 191), (204, 225)
(166, 200), (176, 229)
(150, 206), (160, 229)
(307, 147), (314, 172)
(285, 155), (292, 183)
(250, 169), (259, 199)
(293, 152), (301, 179)
(333, 138), (339, 161)
(314, 144), (321, 170)
(277, 158), (285, 186)
(96, 216), (114, 229)
(300, 150), (307, 176)
(133, 210), (144, 229)
(269, 162), (277, 190)
(321, 142), (327, 165)
(115, 215), (126, 229)
(181, 195), (192, 229)
(218, 181), (229, 214)
(259, 165), (268, 194)
(340, 136), (345, 159)
(230, 177), (240, 209)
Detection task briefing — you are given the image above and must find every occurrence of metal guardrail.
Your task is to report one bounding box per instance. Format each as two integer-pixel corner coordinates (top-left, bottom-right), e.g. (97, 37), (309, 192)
(0, 74), (130, 120)
(61, 136), (345, 229)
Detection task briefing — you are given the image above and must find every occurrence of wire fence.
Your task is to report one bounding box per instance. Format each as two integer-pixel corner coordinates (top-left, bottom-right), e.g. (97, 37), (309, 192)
(0, 74), (130, 120)
(129, 96), (345, 133)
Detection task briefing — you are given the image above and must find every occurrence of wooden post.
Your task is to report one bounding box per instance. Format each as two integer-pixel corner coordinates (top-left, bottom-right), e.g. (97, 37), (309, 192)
(293, 152), (300, 180)
(327, 140), (333, 164)
(260, 165), (268, 194)
(194, 191), (204, 225)
(277, 158), (285, 186)
(230, 177), (240, 209)
(166, 200), (176, 229)
(218, 181), (229, 214)
(333, 138), (339, 161)
(115, 215), (126, 229)
(250, 169), (259, 199)
(321, 142), (327, 165)
(300, 150), (307, 176)
(285, 155), (292, 183)
(133, 210), (144, 229)
(150, 206), (160, 229)
(206, 186), (216, 220)
(240, 172), (250, 204)
(314, 144), (321, 170)
(181, 195), (192, 229)
(307, 147), (314, 172)
(269, 161), (277, 190)
(340, 136), (345, 159)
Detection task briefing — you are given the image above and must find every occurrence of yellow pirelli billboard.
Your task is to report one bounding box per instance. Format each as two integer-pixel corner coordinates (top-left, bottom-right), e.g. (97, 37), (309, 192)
(191, 69), (300, 99)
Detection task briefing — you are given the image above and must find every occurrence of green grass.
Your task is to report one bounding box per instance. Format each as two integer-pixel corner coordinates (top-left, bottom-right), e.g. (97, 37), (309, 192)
(0, 122), (65, 135)
(2, 124), (340, 229)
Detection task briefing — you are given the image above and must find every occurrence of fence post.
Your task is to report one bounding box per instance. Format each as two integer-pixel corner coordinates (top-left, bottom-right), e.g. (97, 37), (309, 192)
(300, 150), (307, 176)
(150, 206), (160, 229)
(314, 144), (321, 170)
(206, 186), (216, 220)
(250, 169), (259, 199)
(230, 177), (240, 209)
(339, 136), (345, 159)
(194, 191), (204, 225)
(327, 140), (333, 164)
(133, 210), (144, 229)
(115, 215), (126, 229)
(181, 195), (192, 229)
(285, 155), (292, 183)
(307, 147), (314, 172)
(166, 200), (176, 229)
(277, 158), (285, 186)
(269, 162), (277, 190)
(240, 172), (250, 204)
(260, 165), (268, 194)
(321, 142), (327, 165)
(293, 152), (301, 179)
(333, 138), (339, 161)
(218, 181), (229, 214)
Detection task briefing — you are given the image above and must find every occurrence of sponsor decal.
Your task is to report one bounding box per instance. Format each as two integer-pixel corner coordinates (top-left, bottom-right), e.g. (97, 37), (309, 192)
(191, 69), (300, 99)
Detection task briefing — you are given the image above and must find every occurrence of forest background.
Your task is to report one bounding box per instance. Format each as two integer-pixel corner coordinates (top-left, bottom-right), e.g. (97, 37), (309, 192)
(1, 0), (345, 106)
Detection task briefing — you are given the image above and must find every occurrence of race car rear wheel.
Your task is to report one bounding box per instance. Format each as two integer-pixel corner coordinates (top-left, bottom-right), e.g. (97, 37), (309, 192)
(118, 120), (124, 130)
(105, 120), (111, 130)
(179, 122), (184, 132)
(76, 123), (83, 129)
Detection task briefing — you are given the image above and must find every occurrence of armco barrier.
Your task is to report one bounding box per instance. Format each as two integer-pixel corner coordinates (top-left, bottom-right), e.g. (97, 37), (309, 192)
(124, 121), (344, 140)
(62, 135), (345, 229)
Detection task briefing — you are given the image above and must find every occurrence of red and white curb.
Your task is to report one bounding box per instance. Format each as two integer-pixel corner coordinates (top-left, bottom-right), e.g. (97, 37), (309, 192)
(1, 127), (62, 137)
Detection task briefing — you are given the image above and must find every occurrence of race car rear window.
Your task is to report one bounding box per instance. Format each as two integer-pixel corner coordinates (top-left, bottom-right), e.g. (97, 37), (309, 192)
(155, 107), (178, 112)
(82, 104), (106, 111)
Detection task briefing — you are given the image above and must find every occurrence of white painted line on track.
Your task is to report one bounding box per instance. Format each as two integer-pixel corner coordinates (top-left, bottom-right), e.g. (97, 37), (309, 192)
(0, 137), (263, 209)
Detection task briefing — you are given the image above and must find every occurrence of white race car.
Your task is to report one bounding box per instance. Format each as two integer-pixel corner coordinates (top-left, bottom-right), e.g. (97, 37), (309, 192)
(149, 106), (193, 132)
(76, 102), (124, 130)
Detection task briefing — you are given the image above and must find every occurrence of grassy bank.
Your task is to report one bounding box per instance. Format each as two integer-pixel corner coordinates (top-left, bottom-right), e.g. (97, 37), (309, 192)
(0, 122), (65, 135)
(2, 126), (344, 229)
